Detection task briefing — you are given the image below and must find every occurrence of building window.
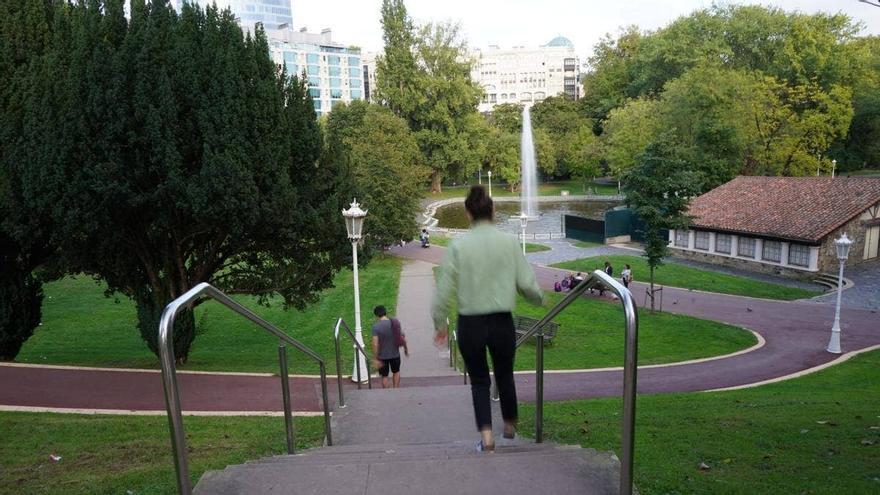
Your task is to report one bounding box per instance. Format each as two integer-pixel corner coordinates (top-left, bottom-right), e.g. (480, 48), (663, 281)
(308, 88), (320, 98)
(674, 230), (689, 248)
(348, 56), (360, 66)
(349, 78), (361, 88)
(308, 76), (321, 87)
(737, 237), (756, 258)
(285, 63), (298, 75)
(509, 93), (515, 99)
(348, 67), (360, 77)
(330, 88), (342, 99)
(694, 231), (710, 251)
(788, 244), (810, 267)
(489, 94), (497, 103)
(762, 240), (782, 263)
(313, 100), (321, 110)
(307, 65), (320, 76)
(521, 92), (532, 102)
(328, 55), (340, 66)
(715, 234), (731, 254)
(350, 89), (362, 99)
(330, 78), (341, 89)
(283, 52), (297, 63)
(306, 53), (319, 64)
(328, 66), (341, 76)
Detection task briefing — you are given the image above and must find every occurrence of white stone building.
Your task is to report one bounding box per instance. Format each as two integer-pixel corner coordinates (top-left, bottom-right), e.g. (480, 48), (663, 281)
(266, 28), (364, 117)
(471, 36), (579, 113)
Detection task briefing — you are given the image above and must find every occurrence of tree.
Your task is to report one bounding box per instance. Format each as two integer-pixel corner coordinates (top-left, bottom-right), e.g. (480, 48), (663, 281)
(622, 136), (703, 312)
(0, 230), (43, 360)
(481, 127), (520, 191)
(324, 101), (427, 248)
(601, 97), (662, 180)
(4, 1), (352, 363)
(486, 103), (523, 134)
(374, 0), (419, 121)
(579, 26), (643, 130)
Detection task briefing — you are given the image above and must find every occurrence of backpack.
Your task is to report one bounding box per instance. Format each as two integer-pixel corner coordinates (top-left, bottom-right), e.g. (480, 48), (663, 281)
(390, 317), (406, 347)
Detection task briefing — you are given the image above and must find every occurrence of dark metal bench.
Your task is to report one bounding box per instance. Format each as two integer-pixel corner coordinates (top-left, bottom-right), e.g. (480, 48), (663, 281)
(513, 315), (559, 343)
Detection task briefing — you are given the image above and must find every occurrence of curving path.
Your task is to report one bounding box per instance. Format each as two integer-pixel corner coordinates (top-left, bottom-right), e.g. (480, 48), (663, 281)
(1, 243), (877, 414)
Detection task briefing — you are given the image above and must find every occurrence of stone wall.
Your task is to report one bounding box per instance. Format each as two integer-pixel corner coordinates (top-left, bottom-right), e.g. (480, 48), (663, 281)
(818, 214), (871, 272)
(671, 249), (817, 280)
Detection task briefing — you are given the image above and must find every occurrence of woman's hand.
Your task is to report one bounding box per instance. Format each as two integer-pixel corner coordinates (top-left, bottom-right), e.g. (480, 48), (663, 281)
(433, 329), (448, 347)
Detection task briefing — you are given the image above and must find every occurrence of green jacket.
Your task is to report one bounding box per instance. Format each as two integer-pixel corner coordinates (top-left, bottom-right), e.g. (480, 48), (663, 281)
(431, 222), (545, 330)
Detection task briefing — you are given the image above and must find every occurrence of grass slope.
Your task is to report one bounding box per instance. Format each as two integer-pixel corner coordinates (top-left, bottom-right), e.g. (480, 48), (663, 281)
(519, 348), (880, 494)
(16, 256), (403, 374)
(431, 235), (550, 253)
(553, 255), (820, 301)
(0, 413), (324, 495)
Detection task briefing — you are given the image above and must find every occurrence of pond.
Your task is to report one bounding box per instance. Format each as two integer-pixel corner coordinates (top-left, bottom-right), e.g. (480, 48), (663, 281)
(434, 200), (620, 235)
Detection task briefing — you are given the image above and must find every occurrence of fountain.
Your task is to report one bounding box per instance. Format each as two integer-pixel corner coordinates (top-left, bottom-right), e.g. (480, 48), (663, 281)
(520, 106), (539, 219)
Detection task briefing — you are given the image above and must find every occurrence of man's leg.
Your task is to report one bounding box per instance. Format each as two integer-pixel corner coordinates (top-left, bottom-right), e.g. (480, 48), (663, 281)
(392, 372), (400, 388)
(457, 314), (493, 448)
(487, 313), (518, 437)
(391, 357), (402, 388)
(378, 361), (390, 388)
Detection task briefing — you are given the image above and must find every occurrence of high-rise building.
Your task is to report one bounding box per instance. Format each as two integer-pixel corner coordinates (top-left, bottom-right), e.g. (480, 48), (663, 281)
(471, 36), (580, 112)
(177, 0), (293, 33)
(361, 52), (378, 103)
(266, 28), (364, 117)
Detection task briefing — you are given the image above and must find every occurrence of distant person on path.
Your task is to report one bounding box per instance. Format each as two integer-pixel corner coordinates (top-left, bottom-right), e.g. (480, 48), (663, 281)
(371, 305), (407, 388)
(431, 185), (545, 452)
(621, 264), (632, 289)
(420, 229), (430, 248)
(599, 261), (614, 296)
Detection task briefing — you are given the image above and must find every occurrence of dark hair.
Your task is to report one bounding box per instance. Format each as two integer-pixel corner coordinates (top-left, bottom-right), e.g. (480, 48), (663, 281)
(373, 305), (387, 317)
(464, 185), (493, 221)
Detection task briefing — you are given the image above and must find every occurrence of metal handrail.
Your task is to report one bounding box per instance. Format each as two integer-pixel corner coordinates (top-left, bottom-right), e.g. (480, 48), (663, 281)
(159, 283), (333, 495)
(514, 269), (639, 495)
(333, 317), (373, 408)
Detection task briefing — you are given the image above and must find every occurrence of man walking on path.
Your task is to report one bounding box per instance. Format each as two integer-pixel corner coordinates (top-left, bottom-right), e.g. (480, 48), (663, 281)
(372, 305), (407, 388)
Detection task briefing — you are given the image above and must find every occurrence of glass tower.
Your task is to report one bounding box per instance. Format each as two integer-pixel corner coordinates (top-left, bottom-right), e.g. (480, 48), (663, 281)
(178, 0), (293, 32)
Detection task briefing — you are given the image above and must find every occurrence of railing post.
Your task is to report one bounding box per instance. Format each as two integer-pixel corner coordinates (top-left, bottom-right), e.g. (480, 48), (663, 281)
(278, 344), (295, 454)
(535, 331), (544, 443)
(334, 332), (345, 408)
(355, 350), (363, 390)
(319, 363), (333, 446)
(619, 291), (639, 495)
(159, 308), (192, 495)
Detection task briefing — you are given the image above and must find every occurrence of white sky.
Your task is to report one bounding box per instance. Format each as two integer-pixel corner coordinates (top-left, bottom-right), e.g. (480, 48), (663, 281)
(292, 0), (880, 57)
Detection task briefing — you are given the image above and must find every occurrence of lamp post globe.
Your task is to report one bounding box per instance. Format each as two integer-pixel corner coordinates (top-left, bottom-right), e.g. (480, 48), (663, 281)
(827, 233), (853, 354)
(342, 199), (369, 382)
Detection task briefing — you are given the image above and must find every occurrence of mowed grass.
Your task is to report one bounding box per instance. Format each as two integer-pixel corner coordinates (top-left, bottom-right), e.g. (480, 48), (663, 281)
(518, 348), (880, 494)
(435, 268), (756, 371)
(424, 179), (619, 200)
(553, 255), (820, 301)
(16, 255), (403, 374)
(431, 235), (550, 253)
(0, 413), (324, 495)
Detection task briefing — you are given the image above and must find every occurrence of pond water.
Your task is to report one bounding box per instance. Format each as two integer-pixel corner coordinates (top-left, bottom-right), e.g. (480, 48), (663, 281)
(434, 200), (620, 234)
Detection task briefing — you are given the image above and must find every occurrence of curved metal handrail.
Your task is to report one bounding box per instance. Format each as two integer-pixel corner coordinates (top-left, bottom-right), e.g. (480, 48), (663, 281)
(513, 269), (639, 495)
(333, 317), (373, 408)
(159, 283), (333, 495)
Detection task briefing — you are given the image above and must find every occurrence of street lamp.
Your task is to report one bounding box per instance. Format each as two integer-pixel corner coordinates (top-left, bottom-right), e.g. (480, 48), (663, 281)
(342, 199), (369, 382)
(826, 233), (853, 354)
(487, 170), (493, 197)
(832, 159), (837, 178)
(518, 212), (529, 255)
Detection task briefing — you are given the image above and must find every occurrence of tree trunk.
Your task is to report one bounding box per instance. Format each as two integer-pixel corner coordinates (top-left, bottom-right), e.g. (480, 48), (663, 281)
(135, 287), (196, 365)
(649, 265), (656, 313)
(430, 170), (442, 193)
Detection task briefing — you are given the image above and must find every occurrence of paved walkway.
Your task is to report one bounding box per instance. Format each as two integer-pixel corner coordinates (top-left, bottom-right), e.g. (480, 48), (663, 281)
(809, 257), (880, 310)
(525, 240), (635, 266)
(2, 243), (878, 414)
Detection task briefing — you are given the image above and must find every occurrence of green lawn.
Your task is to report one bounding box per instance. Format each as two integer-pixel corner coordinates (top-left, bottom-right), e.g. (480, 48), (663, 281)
(553, 255), (820, 301)
(841, 168), (880, 177)
(0, 413), (324, 495)
(424, 179), (619, 200)
(431, 235), (550, 253)
(16, 255), (403, 374)
(573, 240), (604, 248)
(519, 348), (880, 494)
(435, 265), (756, 371)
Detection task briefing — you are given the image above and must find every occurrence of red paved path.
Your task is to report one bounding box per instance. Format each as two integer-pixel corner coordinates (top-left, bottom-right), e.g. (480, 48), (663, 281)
(1, 243), (877, 413)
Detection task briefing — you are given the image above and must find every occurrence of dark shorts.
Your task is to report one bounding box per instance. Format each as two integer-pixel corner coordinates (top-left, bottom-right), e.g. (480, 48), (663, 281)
(378, 357), (401, 377)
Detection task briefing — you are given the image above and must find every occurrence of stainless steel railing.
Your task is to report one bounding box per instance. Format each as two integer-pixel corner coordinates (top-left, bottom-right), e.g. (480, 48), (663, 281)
(333, 317), (373, 408)
(446, 318), (467, 384)
(159, 283), (333, 495)
(512, 269), (639, 495)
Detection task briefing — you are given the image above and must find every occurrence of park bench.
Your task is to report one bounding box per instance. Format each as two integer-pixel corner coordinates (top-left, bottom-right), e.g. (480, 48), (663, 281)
(513, 315), (559, 343)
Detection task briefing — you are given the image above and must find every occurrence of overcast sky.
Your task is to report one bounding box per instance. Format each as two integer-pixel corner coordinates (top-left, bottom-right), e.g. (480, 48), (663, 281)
(292, 0), (880, 57)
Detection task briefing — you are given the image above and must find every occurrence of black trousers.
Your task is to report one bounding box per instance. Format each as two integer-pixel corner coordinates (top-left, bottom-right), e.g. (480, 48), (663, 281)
(457, 312), (518, 431)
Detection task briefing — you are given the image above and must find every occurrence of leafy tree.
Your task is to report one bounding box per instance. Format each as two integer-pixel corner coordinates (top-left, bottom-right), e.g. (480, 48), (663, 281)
(486, 103), (523, 133)
(0, 230), (43, 360)
(324, 101), (427, 248)
(622, 137), (702, 312)
(834, 36), (880, 171)
(4, 1), (352, 363)
(579, 26), (643, 129)
(374, 0), (419, 121)
(601, 97), (662, 180)
(481, 127), (520, 191)
(563, 127), (603, 191)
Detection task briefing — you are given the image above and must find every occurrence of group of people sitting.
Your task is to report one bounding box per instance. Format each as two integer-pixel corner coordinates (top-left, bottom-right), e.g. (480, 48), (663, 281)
(554, 261), (634, 295)
(554, 272), (585, 292)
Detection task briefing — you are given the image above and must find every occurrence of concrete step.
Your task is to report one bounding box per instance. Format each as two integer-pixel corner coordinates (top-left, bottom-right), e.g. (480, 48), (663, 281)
(195, 447), (620, 495)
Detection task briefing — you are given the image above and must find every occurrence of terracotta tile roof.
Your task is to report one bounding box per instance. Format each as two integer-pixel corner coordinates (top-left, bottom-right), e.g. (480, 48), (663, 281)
(687, 176), (880, 243)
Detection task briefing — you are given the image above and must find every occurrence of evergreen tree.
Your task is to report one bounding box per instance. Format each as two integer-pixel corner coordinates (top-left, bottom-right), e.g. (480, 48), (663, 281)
(374, 0), (419, 121)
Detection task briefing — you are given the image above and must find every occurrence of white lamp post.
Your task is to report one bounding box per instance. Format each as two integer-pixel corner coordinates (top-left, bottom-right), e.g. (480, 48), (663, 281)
(487, 170), (493, 197)
(478, 169), (482, 185)
(826, 233), (853, 354)
(832, 159), (837, 178)
(518, 212), (529, 255)
(342, 199), (369, 382)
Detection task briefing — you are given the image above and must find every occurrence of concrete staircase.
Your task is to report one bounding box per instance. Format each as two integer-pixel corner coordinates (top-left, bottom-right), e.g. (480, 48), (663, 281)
(194, 385), (623, 495)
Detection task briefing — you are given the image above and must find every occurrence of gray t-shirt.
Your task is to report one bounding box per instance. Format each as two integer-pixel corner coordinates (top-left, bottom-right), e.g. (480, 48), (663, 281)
(372, 319), (400, 360)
